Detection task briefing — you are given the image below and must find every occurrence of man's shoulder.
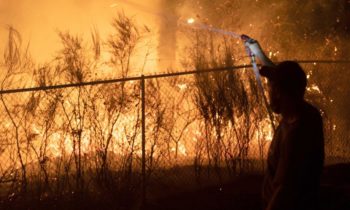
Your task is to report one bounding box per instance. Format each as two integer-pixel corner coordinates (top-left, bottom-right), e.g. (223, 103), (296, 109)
(301, 101), (322, 123)
(295, 101), (324, 142)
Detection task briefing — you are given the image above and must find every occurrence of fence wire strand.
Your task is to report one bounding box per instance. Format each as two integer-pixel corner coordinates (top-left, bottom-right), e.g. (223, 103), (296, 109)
(0, 61), (349, 203)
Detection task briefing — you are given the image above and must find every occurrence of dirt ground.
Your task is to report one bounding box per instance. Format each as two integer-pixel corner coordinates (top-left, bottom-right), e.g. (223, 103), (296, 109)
(1, 163), (349, 210)
(144, 163), (350, 210)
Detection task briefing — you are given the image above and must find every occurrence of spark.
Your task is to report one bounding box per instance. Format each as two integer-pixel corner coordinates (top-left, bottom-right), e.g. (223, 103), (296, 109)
(269, 51), (279, 57)
(310, 84), (321, 93)
(187, 18), (195, 24)
(178, 143), (187, 156)
(177, 83), (188, 91)
(269, 52), (273, 58)
(325, 38), (330, 45)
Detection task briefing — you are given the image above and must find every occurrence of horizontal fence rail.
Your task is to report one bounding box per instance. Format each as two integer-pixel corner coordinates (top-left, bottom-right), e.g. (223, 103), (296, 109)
(1, 60), (349, 95)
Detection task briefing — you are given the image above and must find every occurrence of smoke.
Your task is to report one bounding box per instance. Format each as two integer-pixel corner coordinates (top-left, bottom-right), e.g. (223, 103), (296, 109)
(177, 0), (349, 58)
(0, 0), (161, 64)
(1, 0), (349, 63)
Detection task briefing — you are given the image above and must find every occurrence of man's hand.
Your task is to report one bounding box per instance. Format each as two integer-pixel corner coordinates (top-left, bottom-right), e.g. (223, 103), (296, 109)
(241, 34), (275, 67)
(242, 35), (264, 56)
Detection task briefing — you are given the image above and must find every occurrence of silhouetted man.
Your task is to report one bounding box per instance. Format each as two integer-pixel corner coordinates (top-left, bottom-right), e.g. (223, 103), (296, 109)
(245, 38), (324, 210)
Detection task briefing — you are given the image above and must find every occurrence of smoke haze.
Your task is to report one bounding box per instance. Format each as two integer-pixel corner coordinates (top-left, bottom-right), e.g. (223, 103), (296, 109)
(0, 0), (161, 64)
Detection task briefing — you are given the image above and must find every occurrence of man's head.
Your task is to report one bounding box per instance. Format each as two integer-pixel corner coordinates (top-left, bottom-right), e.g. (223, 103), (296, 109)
(260, 61), (307, 114)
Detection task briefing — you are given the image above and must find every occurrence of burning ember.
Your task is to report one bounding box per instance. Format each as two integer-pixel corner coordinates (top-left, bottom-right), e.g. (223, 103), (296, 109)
(187, 18), (195, 24)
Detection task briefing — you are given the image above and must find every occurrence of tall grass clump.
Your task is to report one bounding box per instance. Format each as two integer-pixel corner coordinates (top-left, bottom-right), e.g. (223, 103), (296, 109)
(0, 13), (151, 209)
(183, 31), (273, 179)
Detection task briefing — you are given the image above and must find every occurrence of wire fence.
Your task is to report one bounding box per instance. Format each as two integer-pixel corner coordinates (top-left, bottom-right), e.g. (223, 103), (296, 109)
(0, 61), (349, 206)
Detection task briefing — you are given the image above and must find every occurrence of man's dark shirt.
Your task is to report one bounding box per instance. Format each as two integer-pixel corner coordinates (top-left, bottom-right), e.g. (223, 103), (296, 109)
(262, 101), (324, 210)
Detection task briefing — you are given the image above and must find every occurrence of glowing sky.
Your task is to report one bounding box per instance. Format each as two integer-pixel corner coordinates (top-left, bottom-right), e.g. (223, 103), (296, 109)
(0, 0), (160, 63)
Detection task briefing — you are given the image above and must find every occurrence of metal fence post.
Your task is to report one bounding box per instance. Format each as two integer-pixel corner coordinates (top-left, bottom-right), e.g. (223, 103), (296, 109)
(141, 75), (146, 206)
